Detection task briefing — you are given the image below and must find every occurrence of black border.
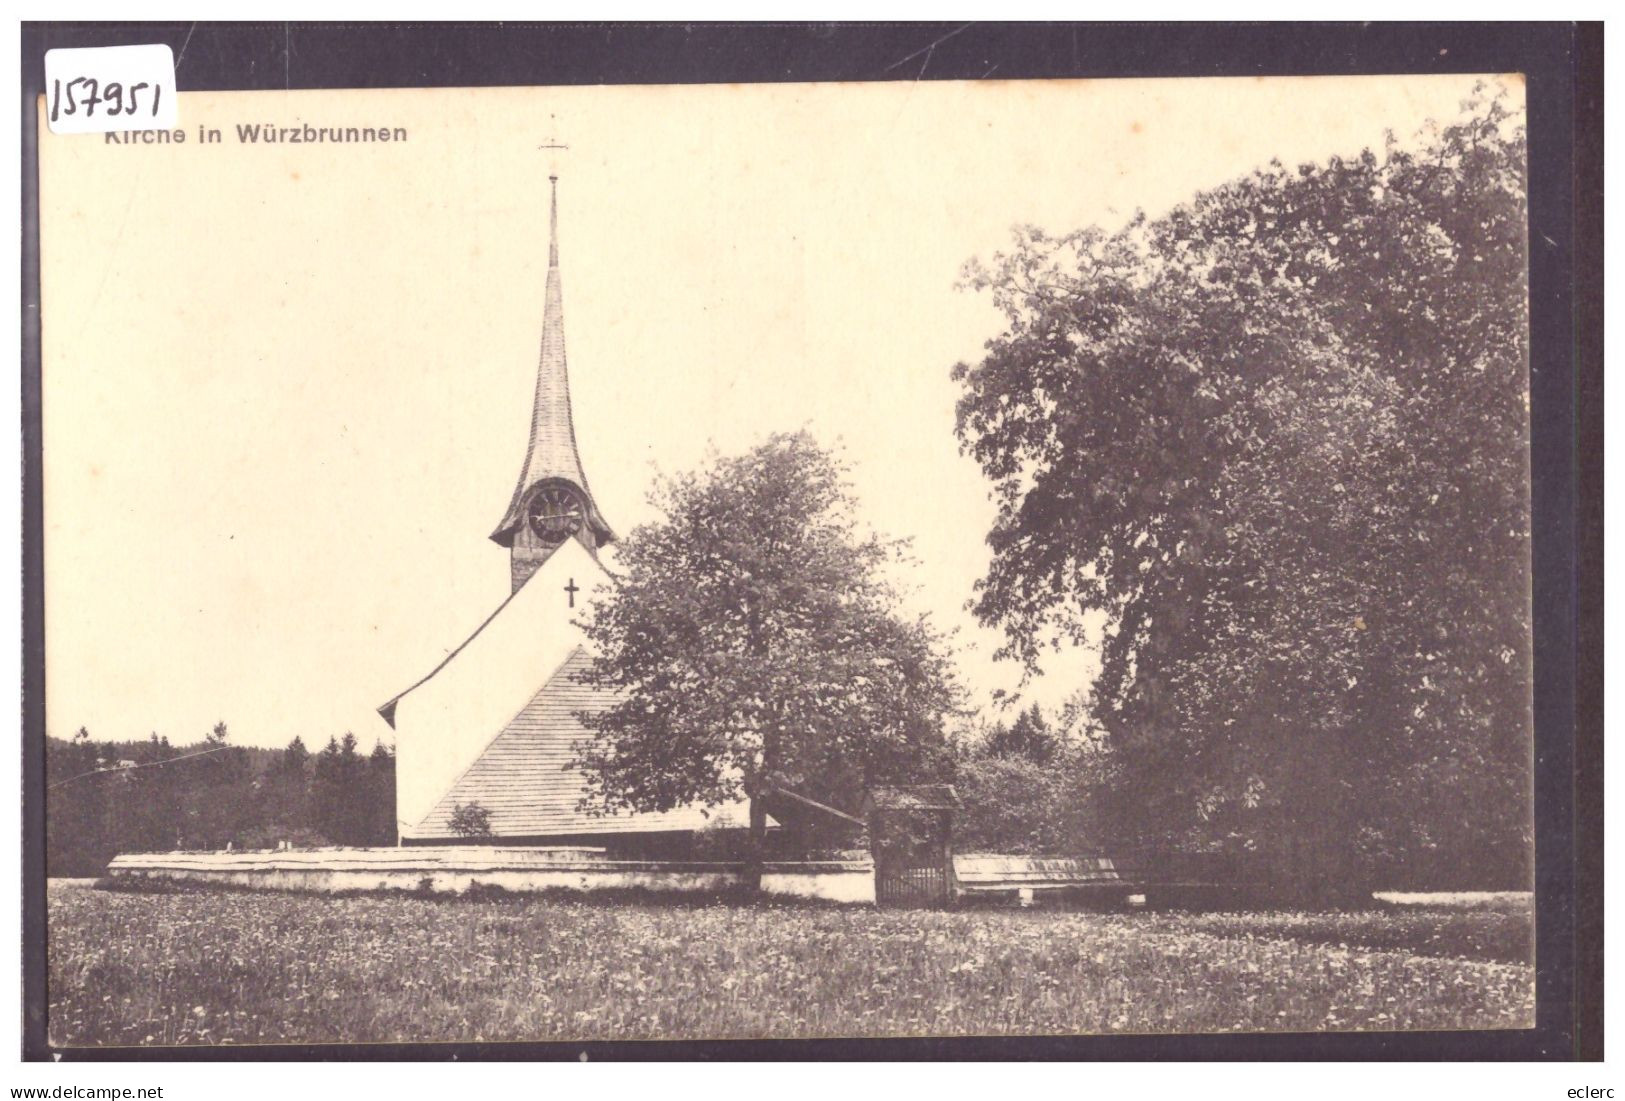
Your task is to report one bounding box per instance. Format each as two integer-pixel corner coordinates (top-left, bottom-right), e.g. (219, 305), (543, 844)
(20, 21), (1599, 1062)
(1572, 19), (1604, 1065)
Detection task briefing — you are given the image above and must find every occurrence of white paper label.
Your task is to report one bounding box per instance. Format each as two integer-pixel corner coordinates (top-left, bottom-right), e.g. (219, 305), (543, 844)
(44, 44), (177, 135)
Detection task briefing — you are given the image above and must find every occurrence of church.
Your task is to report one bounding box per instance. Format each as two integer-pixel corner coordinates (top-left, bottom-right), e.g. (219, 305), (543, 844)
(377, 175), (753, 851)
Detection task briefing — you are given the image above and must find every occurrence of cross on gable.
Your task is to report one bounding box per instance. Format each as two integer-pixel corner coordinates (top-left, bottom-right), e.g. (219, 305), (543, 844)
(564, 577), (580, 608)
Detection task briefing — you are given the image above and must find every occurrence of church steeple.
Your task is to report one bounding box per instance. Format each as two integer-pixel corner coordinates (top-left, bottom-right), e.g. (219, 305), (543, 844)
(490, 175), (614, 592)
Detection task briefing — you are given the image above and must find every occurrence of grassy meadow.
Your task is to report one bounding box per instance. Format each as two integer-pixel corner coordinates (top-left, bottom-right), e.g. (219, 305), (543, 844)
(46, 880), (1533, 1046)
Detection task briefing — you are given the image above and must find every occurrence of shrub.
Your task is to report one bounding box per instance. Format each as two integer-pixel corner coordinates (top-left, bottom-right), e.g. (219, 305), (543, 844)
(447, 802), (493, 839)
(953, 754), (1096, 855)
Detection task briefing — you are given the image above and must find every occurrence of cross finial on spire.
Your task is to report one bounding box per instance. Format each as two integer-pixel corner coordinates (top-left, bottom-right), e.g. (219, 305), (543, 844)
(540, 130), (568, 269)
(539, 129), (569, 175)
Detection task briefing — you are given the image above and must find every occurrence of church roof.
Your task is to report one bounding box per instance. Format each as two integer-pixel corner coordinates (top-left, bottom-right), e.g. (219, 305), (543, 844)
(381, 537), (609, 829)
(490, 176), (614, 548)
(414, 646), (750, 839)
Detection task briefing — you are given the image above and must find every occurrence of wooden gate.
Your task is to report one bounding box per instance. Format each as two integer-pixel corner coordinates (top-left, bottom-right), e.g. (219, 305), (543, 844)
(876, 861), (950, 907)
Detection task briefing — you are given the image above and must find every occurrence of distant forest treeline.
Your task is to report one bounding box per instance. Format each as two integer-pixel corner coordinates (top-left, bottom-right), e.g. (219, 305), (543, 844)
(46, 725), (396, 877)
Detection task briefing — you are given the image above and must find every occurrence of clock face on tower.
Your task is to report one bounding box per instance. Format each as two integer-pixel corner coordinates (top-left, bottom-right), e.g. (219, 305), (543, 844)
(526, 484), (585, 544)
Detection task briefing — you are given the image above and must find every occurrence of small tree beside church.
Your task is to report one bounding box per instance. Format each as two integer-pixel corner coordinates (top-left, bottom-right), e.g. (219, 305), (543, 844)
(574, 431), (960, 880)
(448, 802), (493, 839)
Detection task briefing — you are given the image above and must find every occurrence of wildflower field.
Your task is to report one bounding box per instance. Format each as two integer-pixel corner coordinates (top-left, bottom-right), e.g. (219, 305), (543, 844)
(46, 881), (1533, 1047)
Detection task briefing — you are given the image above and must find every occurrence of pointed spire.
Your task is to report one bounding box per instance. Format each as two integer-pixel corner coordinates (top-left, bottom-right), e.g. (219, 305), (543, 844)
(548, 175), (560, 268)
(490, 175), (613, 549)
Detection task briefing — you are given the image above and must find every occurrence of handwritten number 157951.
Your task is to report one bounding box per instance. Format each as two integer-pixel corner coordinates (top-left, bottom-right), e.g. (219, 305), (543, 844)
(49, 77), (162, 123)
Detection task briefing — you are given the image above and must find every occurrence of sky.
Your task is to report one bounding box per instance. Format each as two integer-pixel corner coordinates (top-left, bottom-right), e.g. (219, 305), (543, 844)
(38, 74), (1515, 749)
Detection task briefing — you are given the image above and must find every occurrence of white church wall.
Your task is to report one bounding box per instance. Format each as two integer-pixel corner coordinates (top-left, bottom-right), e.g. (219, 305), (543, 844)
(390, 538), (607, 833)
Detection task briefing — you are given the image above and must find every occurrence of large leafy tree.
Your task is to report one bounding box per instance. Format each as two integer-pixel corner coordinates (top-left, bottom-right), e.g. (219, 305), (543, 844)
(574, 431), (960, 871)
(953, 91), (1530, 896)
